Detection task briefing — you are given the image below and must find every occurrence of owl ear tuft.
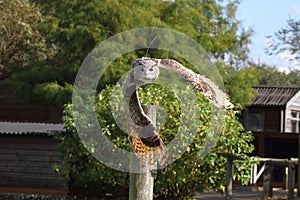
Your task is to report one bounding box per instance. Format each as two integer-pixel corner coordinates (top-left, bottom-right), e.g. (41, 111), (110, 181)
(156, 59), (161, 67)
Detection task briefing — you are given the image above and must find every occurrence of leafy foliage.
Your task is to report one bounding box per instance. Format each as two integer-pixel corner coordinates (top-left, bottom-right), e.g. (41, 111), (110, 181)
(55, 84), (255, 199)
(217, 63), (259, 106)
(0, 0), (51, 69)
(6, 0), (253, 106)
(218, 61), (300, 106)
(252, 63), (300, 86)
(266, 18), (300, 62)
(7, 62), (73, 105)
(159, 0), (253, 65)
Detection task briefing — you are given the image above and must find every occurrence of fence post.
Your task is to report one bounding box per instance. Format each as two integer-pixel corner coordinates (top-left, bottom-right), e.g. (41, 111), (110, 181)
(129, 105), (155, 200)
(288, 163), (295, 200)
(263, 164), (274, 199)
(284, 167), (288, 190)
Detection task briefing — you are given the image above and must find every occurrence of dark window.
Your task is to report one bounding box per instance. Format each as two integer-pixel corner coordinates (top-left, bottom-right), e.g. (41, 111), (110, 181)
(247, 111), (264, 132)
(291, 111), (297, 118)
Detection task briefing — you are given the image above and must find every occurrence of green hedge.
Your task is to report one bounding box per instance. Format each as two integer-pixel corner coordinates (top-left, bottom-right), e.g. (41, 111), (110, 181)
(54, 84), (257, 199)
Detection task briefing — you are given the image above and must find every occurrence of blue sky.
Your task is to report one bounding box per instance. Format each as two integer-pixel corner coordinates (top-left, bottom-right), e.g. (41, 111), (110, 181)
(236, 0), (300, 71)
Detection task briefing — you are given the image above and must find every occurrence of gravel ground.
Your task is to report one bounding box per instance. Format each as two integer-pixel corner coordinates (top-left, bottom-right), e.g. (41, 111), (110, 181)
(0, 187), (298, 200)
(193, 187), (295, 200)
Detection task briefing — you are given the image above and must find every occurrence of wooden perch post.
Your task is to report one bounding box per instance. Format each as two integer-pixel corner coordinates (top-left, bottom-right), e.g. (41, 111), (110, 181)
(217, 152), (244, 200)
(129, 105), (155, 200)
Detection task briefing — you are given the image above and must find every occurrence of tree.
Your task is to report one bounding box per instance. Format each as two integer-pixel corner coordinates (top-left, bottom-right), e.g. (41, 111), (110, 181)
(0, 0), (50, 70)
(12, 1), (257, 198)
(218, 61), (300, 106)
(218, 63), (259, 106)
(248, 62), (300, 86)
(159, 0), (253, 66)
(216, 62), (300, 107)
(8, 0), (165, 105)
(7, 0), (254, 106)
(266, 18), (300, 62)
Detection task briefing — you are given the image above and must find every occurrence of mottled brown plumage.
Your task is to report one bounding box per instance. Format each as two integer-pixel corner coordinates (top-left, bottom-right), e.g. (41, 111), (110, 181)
(158, 58), (234, 110)
(123, 58), (167, 178)
(123, 57), (234, 178)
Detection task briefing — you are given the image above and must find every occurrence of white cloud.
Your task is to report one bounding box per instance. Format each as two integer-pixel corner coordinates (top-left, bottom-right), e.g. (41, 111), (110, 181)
(277, 66), (291, 74)
(278, 51), (299, 65)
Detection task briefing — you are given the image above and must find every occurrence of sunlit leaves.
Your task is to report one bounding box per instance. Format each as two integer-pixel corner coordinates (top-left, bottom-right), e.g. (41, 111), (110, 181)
(0, 0), (50, 68)
(56, 84), (255, 199)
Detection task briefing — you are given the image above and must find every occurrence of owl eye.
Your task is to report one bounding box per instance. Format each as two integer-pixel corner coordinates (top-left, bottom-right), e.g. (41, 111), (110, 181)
(149, 64), (157, 71)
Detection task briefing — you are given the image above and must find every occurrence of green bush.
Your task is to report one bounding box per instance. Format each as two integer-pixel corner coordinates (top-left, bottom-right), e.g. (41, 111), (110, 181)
(54, 84), (256, 199)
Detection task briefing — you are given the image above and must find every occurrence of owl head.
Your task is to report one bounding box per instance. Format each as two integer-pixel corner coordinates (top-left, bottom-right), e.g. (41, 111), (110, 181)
(131, 58), (159, 85)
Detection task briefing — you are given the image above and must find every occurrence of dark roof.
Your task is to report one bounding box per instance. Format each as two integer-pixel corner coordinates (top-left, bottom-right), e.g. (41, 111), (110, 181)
(252, 86), (300, 106)
(0, 121), (65, 135)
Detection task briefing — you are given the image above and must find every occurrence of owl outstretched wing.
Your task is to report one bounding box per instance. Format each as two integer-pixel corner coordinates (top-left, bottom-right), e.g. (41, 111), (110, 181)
(124, 57), (234, 178)
(156, 58), (235, 110)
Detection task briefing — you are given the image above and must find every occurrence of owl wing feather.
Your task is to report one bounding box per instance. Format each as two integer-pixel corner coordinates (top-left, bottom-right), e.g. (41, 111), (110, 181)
(124, 57), (234, 178)
(156, 58), (235, 110)
(128, 134), (168, 178)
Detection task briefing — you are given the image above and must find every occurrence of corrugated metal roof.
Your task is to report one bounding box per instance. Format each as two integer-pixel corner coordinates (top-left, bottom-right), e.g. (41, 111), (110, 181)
(0, 121), (65, 135)
(252, 86), (300, 106)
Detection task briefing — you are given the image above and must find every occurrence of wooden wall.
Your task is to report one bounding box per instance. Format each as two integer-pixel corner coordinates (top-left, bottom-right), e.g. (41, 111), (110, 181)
(0, 134), (68, 190)
(286, 91), (300, 133)
(244, 106), (283, 133)
(252, 132), (299, 185)
(252, 132), (298, 158)
(263, 107), (282, 133)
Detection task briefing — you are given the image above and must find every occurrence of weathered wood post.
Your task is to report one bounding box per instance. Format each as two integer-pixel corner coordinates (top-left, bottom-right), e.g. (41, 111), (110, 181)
(288, 163), (295, 200)
(129, 169), (154, 200)
(217, 152), (244, 200)
(129, 105), (155, 200)
(263, 163), (274, 199)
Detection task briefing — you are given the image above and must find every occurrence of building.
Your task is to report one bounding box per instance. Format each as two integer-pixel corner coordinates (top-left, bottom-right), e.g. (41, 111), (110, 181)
(0, 122), (68, 195)
(243, 86), (300, 158)
(0, 72), (68, 195)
